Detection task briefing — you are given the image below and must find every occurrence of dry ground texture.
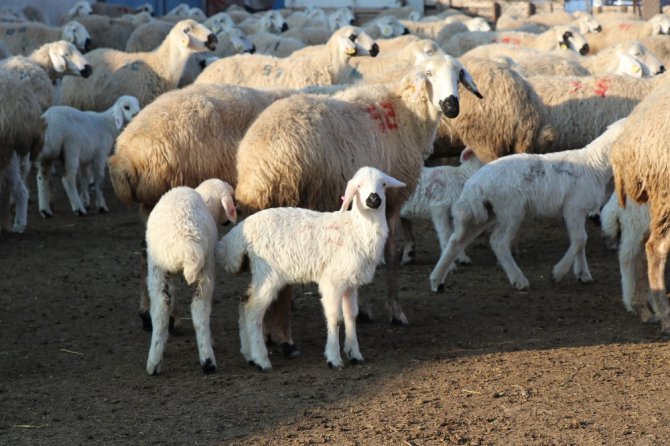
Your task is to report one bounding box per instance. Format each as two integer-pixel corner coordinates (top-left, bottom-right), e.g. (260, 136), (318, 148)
(2, 177), (670, 446)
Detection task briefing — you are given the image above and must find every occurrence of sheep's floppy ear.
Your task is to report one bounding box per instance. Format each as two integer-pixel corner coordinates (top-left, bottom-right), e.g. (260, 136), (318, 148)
(180, 27), (191, 47)
(221, 195), (237, 223)
(113, 104), (124, 130)
(380, 172), (405, 189)
(340, 179), (358, 213)
(460, 147), (475, 163)
(49, 50), (67, 73)
(459, 68), (483, 99)
(559, 30), (572, 50)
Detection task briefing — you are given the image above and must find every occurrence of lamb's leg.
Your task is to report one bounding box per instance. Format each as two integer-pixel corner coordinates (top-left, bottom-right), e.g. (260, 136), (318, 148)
(319, 281), (344, 368)
(553, 211), (591, 283)
(60, 157), (86, 215)
(433, 207), (471, 265)
(190, 262), (217, 374)
(244, 280), (280, 371)
(400, 217), (416, 265)
(146, 262), (174, 375)
(239, 300), (251, 363)
(6, 154), (28, 233)
(263, 286), (299, 358)
(645, 230), (670, 333)
(342, 287), (363, 364)
(36, 159), (53, 218)
(78, 166), (91, 210)
(92, 158), (108, 213)
(489, 218), (529, 290)
(385, 211), (408, 325)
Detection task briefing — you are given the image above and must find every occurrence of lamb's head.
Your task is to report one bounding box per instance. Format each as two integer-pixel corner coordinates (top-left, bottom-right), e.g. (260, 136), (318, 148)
(372, 16), (410, 38)
(574, 14), (602, 34)
(62, 20), (92, 53)
(650, 14), (670, 35)
(460, 147), (485, 171)
(112, 95), (141, 130)
(123, 11), (152, 25)
(620, 42), (665, 76)
(465, 17), (492, 32)
(215, 27), (255, 54)
(340, 167), (405, 214)
(172, 19), (218, 52)
(335, 26), (379, 57)
(260, 10), (289, 33)
(67, 1), (92, 19)
(204, 12), (235, 34)
(329, 8), (356, 31)
(47, 41), (92, 78)
(166, 3), (190, 19)
(195, 179), (237, 225)
(410, 38), (445, 65)
(555, 25), (589, 55)
(414, 55), (483, 119)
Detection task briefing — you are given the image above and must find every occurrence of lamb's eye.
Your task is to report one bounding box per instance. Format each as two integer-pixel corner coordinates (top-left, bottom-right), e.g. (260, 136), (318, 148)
(348, 34), (357, 42)
(383, 183), (387, 187)
(183, 27), (191, 33)
(124, 105), (130, 110)
(426, 49), (433, 55)
(425, 70), (432, 77)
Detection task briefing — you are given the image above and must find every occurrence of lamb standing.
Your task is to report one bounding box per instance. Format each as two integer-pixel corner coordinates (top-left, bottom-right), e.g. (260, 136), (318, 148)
(146, 179), (237, 375)
(429, 119), (626, 292)
(216, 167), (404, 370)
(36, 95), (141, 217)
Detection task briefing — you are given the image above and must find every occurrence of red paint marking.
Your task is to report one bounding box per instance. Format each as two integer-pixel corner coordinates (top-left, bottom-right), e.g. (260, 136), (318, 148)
(380, 101), (398, 130)
(366, 105), (385, 132)
(594, 78), (611, 97)
(618, 23), (632, 31)
(569, 80), (583, 94)
(501, 36), (521, 45)
(365, 102), (399, 133)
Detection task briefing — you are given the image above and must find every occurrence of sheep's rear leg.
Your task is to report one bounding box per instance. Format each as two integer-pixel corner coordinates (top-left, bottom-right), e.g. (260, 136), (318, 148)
(5, 154), (28, 233)
(36, 160), (54, 218)
(92, 158), (109, 213)
(645, 231), (670, 333)
(243, 280), (281, 371)
(400, 217), (416, 266)
(190, 263), (217, 374)
(342, 288), (363, 364)
(146, 264), (174, 375)
(489, 219), (529, 290)
(320, 282), (344, 368)
(139, 240), (180, 334)
(553, 212), (591, 283)
(432, 207), (471, 265)
(60, 158), (87, 216)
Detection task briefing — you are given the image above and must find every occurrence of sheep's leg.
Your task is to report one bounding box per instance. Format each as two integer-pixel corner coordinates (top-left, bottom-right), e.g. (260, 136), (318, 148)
(0, 167), (10, 232)
(433, 207), (471, 265)
(489, 219), (529, 290)
(645, 231), (670, 333)
(61, 157), (86, 215)
(553, 212), (590, 283)
(244, 280), (281, 371)
(400, 217), (416, 265)
(190, 261), (217, 374)
(78, 166), (91, 210)
(6, 154), (29, 233)
(92, 157), (109, 213)
(238, 300), (251, 363)
(319, 281), (344, 368)
(263, 286), (299, 358)
(36, 159), (54, 218)
(342, 288), (363, 364)
(384, 211), (408, 325)
(146, 262), (174, 375)
(631, 246), (657, 323)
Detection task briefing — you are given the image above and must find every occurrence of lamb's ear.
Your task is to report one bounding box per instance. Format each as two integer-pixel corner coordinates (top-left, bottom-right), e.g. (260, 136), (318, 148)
(459, 68), (483, 99)
(49, 50), (67, 73)
(221, 195), (237, 223)
(560, 30), (572, 50)
(381, 172), (405, 189)
(460, 147), (475, 163)
(340, 179), (358, 213)
(113, 105), (124, 130)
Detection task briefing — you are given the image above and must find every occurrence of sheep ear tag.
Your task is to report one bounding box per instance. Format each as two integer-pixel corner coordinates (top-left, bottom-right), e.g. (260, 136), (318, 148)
(559, 42), (568, 50)
(380, 24), (393, 37)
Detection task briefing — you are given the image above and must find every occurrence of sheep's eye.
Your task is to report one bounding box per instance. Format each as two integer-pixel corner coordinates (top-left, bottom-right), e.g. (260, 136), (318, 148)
(425, 70), (432, 77)
(183, 27), (191, 33)
(383, 183), (387, 187)
(123, 105), (130, 110)
(563, 31), (572, 39)
(348, 33), (357, 42)
(426, 49), (433, 55)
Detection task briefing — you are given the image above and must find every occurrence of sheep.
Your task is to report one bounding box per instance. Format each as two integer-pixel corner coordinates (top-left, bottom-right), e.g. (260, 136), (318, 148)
(60, 1), (93, 23)
(586, 14), (670, 54)
(238, 10), (289, 35)
(0, 21), (92, 55)
(402, 17), (457, 40)
(399, 147), (485, 266)
(600, 192), (655, 323)
(145, 178), (237, 375)
(638, 35), (670, 67)
(194, 25), (375, 89)
(376, 6), (422, 21)
(285, 8), (327, 29)
(432, 56), (556, 162)
(610, 77), (670, 334)
(36, 95), (140, 217)
(124, 20), (174, 52)
(0, 43), (11, 60)
(73, 14), (141, 51)
(233, 55), (484, 336)
(248, 32), (305, 57)
(217, 167), (404, 370)
(444, 25), (590, 57)
(429, 119), (627, 293)
(498, 13), (602, 36)
(91, 1), (153, 17)
(203, 12), (236, 34)
(60, 19), (217, 112)
(160, 4), (207, 23)
(328, 7), (356, 30)
(362, 16), (410, 39)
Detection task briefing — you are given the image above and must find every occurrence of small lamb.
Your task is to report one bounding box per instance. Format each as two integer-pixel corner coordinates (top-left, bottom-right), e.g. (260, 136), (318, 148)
(216, 166), (405, 371)
(400, 147), (485, 266)
(36, 95), (140, 217)
(145, 179), (237, 375)
(429, 118), (627, 292)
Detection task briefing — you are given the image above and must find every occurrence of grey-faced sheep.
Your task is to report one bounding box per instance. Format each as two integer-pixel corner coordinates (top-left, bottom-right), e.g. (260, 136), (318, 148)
(610, 76), (670, 334)
(217, 167), (404, 370)
(0, 20), (92, 55)
(36, 95), (140, 217)
(429, 119), (626, 292)
(145, 178), (237, 375)
(233, 55), (484, 337)
(60, 19), (217, 111)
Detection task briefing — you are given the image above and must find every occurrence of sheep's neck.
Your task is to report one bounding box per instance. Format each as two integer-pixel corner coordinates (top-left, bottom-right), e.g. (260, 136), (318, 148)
(350, 199), (388, 260)
(152, 36), (196, 89)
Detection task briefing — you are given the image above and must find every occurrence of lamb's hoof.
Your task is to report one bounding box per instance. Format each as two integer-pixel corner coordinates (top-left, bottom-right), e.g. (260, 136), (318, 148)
(401, 250), (415, 266)
(577, 276), (593, 284)
(435, 283), (446, 293)
(75, 209), (86, 217)
(202, 358), (216, 374)
(40, 210), (53, 219)
(140, 311), (152, 332)
(98, 207), (109, 214)
(11, 224), (25, 234)
(513, 278), (530, 290)
(429, 278), (443, 293)
(147, 367), (160, 376)
(327, 361), (343, 369)
(357, 312), (373, 324)
(348, 356), (363, 365)
(280, 342), (301, 358)
(390, 317), (409, 326)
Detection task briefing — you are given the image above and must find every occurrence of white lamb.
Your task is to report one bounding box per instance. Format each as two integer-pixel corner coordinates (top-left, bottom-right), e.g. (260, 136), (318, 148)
(429, 118), (627, 292)
(216, 167), (405, 371)
(36, 95), (141, 217)
(145, 178), (237, 375)
(399, 147), (485, 266)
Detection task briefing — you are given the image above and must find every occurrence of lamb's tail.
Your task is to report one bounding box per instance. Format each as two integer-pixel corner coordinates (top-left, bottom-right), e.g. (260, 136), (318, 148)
(182, 240), (207, 285)
(107, 154), (139, 207)
(454, 184), (492, 228)
(215, 225), (248, 274)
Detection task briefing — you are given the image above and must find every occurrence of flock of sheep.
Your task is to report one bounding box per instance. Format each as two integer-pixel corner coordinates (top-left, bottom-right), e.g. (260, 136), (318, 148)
(2, 0), (670, 375)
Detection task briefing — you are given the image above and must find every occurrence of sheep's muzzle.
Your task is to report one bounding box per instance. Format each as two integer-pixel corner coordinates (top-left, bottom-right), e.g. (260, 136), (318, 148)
(205, 34), (218, 50)
(366, 193), (381, 209)
(281, 22), (289, 32)
(402, 27), (410, 35)
(247, 44), (256, 54)
(369, 43), (379, 57)
(660, 65), (666, 74)
(84, 38), (92, 52)
(80, 64), (92, 78)
(579, 44), (589, 55)
(440, 95), (459, 118)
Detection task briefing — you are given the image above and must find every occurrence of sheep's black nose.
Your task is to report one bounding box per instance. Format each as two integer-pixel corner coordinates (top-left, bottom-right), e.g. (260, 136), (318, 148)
(247, 44), (256, 54)
(595, 25), (602, 32)
(205, 33), (218, 50)
(579, 44), (589, 55)
(366, 193), (381, 209)
(349, 19), (355, 25)
(80, 64), (92, 78)
(439, 95), (459, 119)
(402, 27), (410, 35)
(84, 38), (92, 52)
(369, 43), (379, 57)
(281, 22), (289, 32)
(660, 65), (666, 74)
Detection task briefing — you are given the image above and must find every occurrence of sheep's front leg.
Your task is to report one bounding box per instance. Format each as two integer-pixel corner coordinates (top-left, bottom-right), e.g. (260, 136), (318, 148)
(60, 157), (86, 216)
(78, 165), (91, 210)
(146, 262), (174, 375)
(190, 261), (217, 374)
(645, 230), (670, 333)
(554, 211), (591, 283)
(36, 159), (54, 218)
(92, 157), (109, 213)
(400, 217), (416, 265)
(342, 288), (363, 364)
(385, 211), (408, 325)
(320, 282), (344, 368)
(6, 155), (29, 233)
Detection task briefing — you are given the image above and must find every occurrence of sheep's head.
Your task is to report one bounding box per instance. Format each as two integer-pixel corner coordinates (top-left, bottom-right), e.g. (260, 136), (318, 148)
(613, 52), (644, 78)
(134, 3), (154, 15)
(67, 1), (92, 18)
(196, 179), (237, 225)
(340, 167), (405, 213)
(621, 42), (665, 76)
(166, 3), (190, 18)
(373, 16), (410, 38)
(335, 26), (379, 57)
(62, 20), (92, 53)
(414, 55), (482, 119)
(328, 8), (356, 31)
(261, 10), (289, 33)
(465, 17), (491, 32)
(650, 14), (670, 35)
(556, 26), (589, 55)
(112, 95), (141, 130)
(47, 41), (92, 78)
(410, 39), (445, 65)
(216, 27), (255, 54)
(408, 10), (423, 21)
(576, 14), (602, 34)
(174, 19), (218, 52)
(204, 12), (235, 34)
(306, 7), (327, 22)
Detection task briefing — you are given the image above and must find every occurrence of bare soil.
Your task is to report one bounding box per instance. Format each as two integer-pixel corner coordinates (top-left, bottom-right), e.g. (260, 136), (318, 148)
(2, 180), (670, 446)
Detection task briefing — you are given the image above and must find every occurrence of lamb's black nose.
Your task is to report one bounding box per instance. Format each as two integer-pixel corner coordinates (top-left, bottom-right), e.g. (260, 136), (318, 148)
(80, 64), (92, 78)
(594, 25), (602, 32)
(660, 65), (666, 74)
(205, 33), (218, 50)
(366, 193), (381, 209)
(402, 27), (410, 35)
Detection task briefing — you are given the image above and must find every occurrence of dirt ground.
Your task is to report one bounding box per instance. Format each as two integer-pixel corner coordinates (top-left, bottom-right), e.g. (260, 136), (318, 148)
(2, 180), (670, 446)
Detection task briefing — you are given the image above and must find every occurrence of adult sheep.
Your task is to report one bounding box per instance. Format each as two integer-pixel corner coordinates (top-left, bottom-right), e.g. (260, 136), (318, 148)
(60, 19), (217, 111)
(0, 21), (92, 55)
(233, 55), (484, 344)
(74, 14), (140, 51)
(586, 14), (670, 54)
(610, 76), (670, 334)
